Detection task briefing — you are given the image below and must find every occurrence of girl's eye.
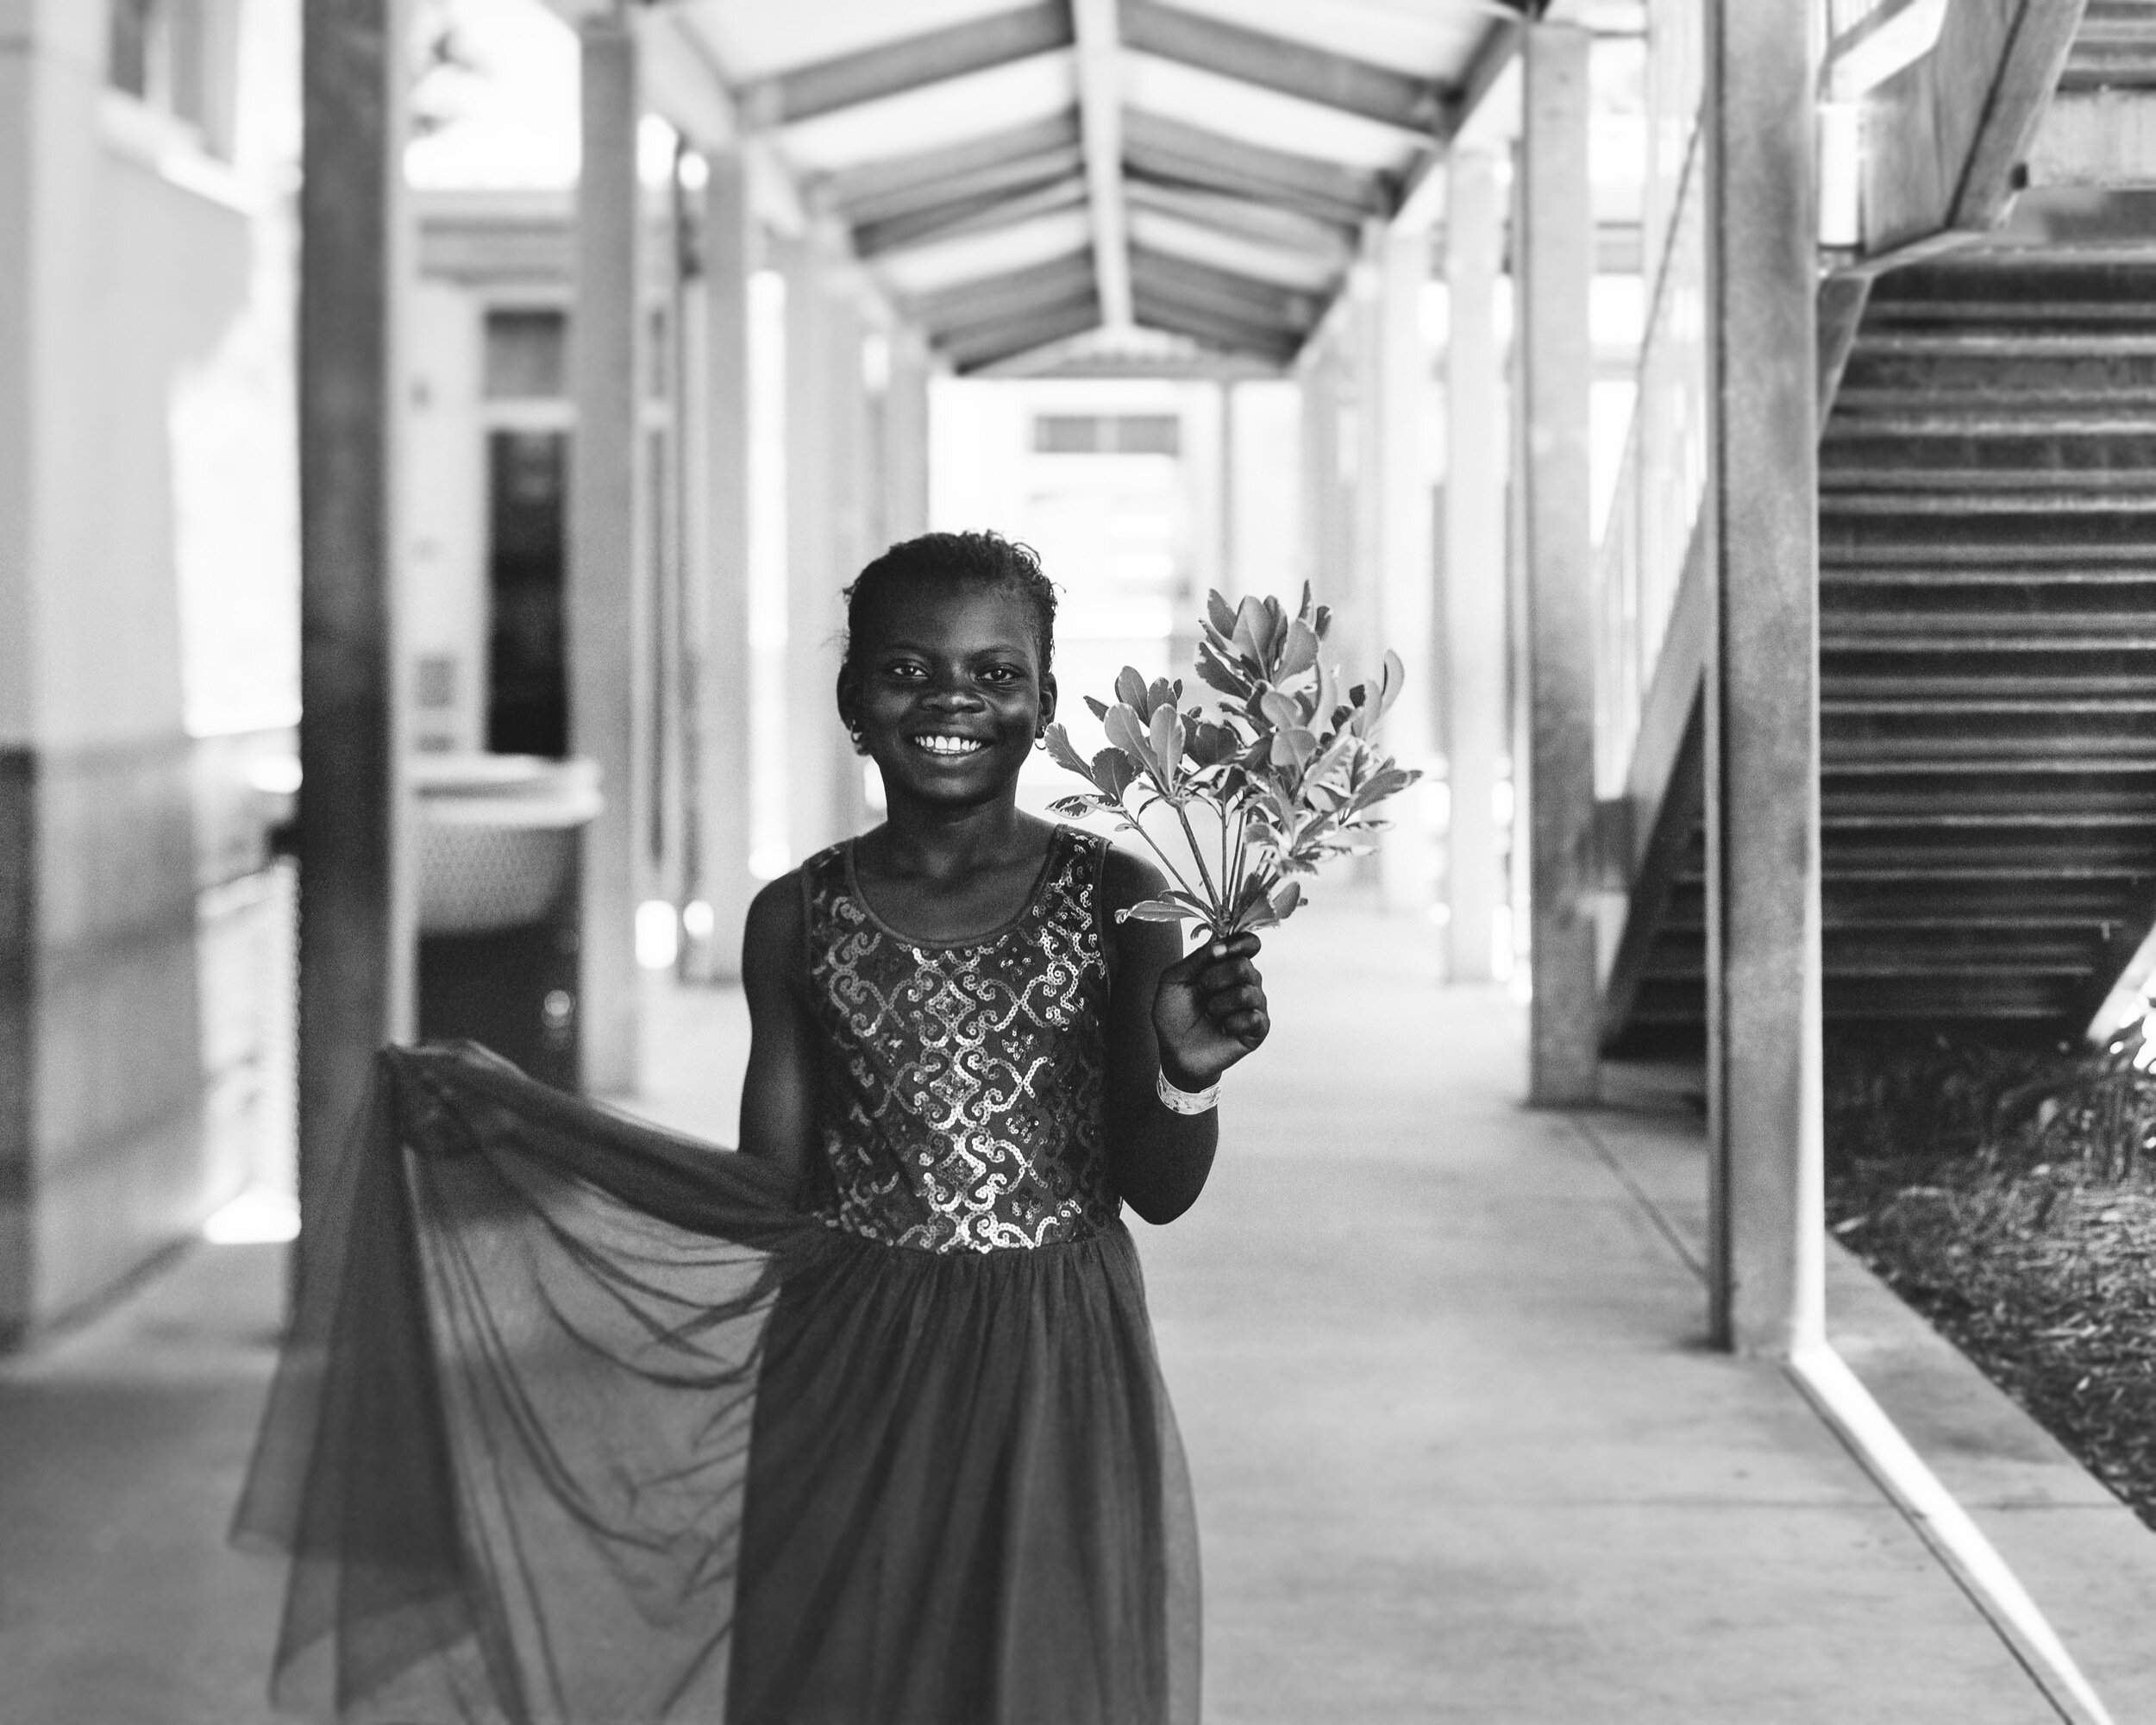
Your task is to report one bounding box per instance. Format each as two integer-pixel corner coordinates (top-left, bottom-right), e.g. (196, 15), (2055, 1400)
(980, 665), (1023, 685)
(884, 662), (927, 681)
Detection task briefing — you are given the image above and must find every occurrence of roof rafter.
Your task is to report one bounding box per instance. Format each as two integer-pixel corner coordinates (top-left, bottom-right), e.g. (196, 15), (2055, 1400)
(1122, 110), (1391, 226)
(817, 115), (1082, 225)
(1130, 247), (1319, 334)
(1118, 0), (1447, 132)
(908, 251), (1099, 329)
(854, 176), (1088, 260)
(1073, 0), (1132, 329)
(947, 299), (1105, 371)
(740, 3), (1073, 129)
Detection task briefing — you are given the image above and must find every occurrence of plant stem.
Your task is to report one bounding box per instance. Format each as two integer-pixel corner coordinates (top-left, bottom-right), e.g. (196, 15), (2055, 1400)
(1170, 798), (1223, 924)
(1117, 794), (1221, 938)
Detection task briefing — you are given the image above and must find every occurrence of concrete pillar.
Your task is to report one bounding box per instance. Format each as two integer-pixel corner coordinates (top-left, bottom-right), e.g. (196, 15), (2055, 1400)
(569, 16), (645, 1092)
(1517, 24), (1598, 1106)
(824, 278), (874, 839)
(1705, 0), (1825, 1356)
(1444, 149), (1507, 986)
(297, 0), (416, 1279)
(683, 150), (755, 982)
(1376, 217), (1437, 914)
(882, 327), (931, 546)
(782, 239), (844, 861)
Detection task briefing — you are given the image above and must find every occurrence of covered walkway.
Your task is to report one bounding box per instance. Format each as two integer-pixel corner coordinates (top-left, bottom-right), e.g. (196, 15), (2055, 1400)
(8, 905), (2153, 1722)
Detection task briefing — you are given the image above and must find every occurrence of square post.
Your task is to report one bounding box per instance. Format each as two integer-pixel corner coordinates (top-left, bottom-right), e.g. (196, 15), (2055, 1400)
(568, 10), (646, 1092)
(1376, 216), (1437, 915)
(1444, 148), (1508, 986)
(298, 0), (415, 1282)
(1518, 23), (1598, 1104)
(684, 148), (755, 981)
(1705, 0), (1825, 1355)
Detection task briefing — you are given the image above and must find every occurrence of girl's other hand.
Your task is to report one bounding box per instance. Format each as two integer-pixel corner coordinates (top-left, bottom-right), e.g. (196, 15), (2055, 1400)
(1152, 932), (1269, 1088)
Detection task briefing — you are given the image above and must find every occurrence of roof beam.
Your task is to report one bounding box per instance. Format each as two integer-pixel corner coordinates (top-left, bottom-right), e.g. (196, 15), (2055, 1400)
(741, 4), (1073, 128)
(909, 251), (1100, 329)
(1119, 0), (1445, 131)
(1122, 110), (1391, 225)
(1074, 0), (1132, 329)
(1121, 177), (1361, 254)
(1129, 247), (1318, 333)
(1131, 295), (1300, 362)
(854, 176), (1088, 260)
(818, 116), (1082, 224)
(945, 300), (1106, 371)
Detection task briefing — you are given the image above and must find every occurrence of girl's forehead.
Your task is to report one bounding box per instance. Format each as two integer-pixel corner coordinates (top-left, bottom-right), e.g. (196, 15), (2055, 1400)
(862, 580), (1039, 654)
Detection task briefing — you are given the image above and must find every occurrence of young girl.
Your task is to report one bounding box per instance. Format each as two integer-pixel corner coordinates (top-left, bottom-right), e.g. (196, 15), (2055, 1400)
(235, 531), (1268, 1725)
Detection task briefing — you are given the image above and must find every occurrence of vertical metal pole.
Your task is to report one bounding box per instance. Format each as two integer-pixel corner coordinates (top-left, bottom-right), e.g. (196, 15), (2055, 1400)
(686, 149), (755, 981)
(298, 0), (414, 1279)
(1519, 23), (1598, 1105)
(824, 275), (872, 841)
(1445, 149), (1507, 986)
(1705, 0), (1825, 1354)
(568, 11), (644, 1092)
(882, 328), (931, 545)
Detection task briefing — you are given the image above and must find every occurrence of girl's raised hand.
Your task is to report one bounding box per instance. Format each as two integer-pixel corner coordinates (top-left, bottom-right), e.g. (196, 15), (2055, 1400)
(1152, 932), (1269, 1088)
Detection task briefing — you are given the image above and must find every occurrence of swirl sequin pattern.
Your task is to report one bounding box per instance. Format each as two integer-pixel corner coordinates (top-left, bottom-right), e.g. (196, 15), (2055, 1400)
(801, 826), (1119, 1253)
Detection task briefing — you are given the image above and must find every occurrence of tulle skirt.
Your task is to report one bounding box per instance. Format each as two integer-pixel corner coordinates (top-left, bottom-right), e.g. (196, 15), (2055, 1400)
(233, 1044), (1200, 1725)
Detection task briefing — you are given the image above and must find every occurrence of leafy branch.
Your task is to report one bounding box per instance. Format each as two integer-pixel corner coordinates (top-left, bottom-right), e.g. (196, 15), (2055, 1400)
(1045, 586), (1421, 939)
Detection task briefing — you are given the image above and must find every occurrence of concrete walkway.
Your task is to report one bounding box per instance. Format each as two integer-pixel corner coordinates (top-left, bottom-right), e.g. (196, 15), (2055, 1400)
(0, 905), (2137, 1721)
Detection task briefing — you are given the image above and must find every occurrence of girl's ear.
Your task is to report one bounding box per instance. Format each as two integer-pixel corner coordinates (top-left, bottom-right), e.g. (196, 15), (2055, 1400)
(1037, 671), (1058, 728)
(835, 667), (862, 743)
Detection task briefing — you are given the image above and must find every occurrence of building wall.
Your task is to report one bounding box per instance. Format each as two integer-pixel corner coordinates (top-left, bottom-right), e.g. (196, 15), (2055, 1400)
(0, 0), (297, 1337)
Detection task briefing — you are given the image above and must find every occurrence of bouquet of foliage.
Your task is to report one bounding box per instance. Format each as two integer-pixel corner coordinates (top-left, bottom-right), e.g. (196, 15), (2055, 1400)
(1044, 586), (1420, 938)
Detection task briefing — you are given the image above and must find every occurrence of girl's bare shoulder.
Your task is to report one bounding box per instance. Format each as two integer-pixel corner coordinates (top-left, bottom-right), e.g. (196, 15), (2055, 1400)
(1098, 839), (1170, 916)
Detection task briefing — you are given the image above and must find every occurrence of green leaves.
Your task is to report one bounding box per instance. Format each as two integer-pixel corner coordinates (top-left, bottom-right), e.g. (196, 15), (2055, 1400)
(1045, 586), (1423, 939)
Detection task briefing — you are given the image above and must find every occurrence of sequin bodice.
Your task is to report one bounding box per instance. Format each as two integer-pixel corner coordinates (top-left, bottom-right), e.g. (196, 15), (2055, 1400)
(800, 826), (1119, 1254)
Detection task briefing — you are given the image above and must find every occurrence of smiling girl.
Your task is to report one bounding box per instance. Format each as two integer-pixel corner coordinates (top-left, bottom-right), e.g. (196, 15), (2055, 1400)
(236, 531), (1267, 1725)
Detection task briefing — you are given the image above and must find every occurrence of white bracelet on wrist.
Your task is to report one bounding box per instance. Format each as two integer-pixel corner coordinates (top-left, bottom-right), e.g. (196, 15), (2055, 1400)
(1156, 1068), (1220, 1115)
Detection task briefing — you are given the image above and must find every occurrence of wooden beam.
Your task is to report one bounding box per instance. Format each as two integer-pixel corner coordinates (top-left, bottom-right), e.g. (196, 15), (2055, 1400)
(742, 3), (1071, 128)
(817, 114), (1081, 223)
(1131, 298), (1299, 363)
(1951, 0), (2090, 229)
(1816, 274), (1871, 420)
(908, 252), (1099, 330)
(1398, 16), (1525, 227)
(1123, 110), (1391, 227)
(1074, 0), (1133, 327)
(1122, 178), (1360, 256)
(1128, 247), (1317, 331)
(854, 177), (1087, 261)
(946, 298), (1105, 370)
(1119, 0), (1445, 131)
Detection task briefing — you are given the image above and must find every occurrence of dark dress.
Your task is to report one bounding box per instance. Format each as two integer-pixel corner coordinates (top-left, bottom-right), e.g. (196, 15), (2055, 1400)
(235, 824), (1200, 1725)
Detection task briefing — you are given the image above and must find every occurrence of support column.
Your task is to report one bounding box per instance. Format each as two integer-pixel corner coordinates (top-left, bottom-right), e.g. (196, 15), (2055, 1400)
(1376, 216), (1437, 914)
(1706, 0), (1824, 1356)
(881, 327), (931, 546)
(783, 239), (843, 862)
(569, 15), (645, 1092)
(1444, 149), (1507, 985)
(1518, 25), (1598, 1105)
(824, 277), (873, 839)
(685, 149), (754, 981)
(298, 0), (414, 1283)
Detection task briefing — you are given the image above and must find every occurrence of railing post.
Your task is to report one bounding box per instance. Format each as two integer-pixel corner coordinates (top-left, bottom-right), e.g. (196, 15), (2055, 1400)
(1518, 22), (1599, 1104)
(1704, 0), (1825, 1355)
(1443, 147), (1508, 985)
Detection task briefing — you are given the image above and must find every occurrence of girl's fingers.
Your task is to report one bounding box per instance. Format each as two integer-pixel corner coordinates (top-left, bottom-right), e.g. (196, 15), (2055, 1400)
(1206, 983), (1265, 1015)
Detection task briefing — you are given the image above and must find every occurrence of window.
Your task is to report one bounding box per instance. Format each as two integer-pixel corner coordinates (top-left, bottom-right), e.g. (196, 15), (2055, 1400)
(108, 0), (211, 133)
(1032, 414), (1181, 457)
(485, 310), (569, 402)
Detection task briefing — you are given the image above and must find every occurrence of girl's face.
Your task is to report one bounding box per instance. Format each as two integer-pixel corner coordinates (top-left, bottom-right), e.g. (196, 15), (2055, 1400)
(843, 579), (1056, 812)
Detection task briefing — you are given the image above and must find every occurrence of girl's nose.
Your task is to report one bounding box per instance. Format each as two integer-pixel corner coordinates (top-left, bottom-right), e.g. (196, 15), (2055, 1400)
(923, 681), (984, 710)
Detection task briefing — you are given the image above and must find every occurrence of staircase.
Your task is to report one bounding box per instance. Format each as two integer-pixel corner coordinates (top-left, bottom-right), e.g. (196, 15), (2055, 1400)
(1604, 259), (2156, 1054)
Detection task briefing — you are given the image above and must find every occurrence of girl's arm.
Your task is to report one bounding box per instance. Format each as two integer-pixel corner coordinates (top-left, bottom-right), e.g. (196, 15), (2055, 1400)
(1101, 847), (1270, 1225)
(737, 875), (820, 1201)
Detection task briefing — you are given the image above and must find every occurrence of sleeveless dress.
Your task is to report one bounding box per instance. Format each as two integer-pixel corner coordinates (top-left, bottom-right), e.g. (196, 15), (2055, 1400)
(233, 824), (1200, 1725)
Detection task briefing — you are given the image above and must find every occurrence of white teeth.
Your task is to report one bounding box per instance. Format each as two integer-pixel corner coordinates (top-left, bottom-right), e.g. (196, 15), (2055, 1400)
(914, 735), (986, 756)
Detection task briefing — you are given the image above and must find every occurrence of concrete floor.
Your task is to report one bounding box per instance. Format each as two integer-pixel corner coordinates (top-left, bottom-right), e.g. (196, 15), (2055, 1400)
(0, 905), (2122, 1721)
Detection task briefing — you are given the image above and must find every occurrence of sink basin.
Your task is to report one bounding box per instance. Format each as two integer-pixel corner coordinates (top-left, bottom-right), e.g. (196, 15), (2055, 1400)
(416, 755), (602, 935)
